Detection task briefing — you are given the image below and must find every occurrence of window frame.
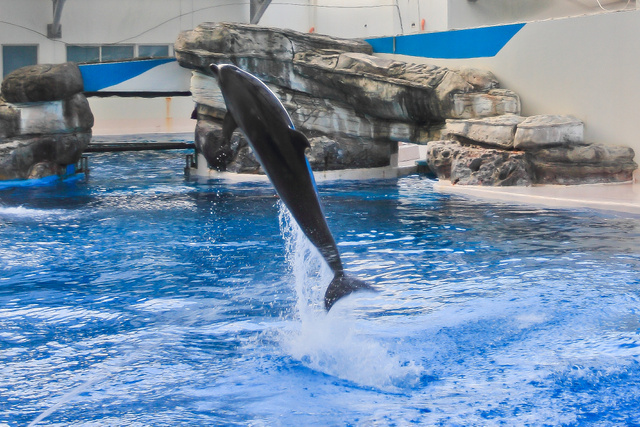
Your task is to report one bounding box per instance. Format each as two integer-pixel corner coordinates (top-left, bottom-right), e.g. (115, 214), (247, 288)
(2, 44), (39, 77)
(66, 44), (173, 64)
(137, 44), (171, 59)
(66, 45), (100, 64)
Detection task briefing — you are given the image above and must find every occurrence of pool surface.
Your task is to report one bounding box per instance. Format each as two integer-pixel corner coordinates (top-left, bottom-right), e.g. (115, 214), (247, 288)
(1, 146), (639, 425)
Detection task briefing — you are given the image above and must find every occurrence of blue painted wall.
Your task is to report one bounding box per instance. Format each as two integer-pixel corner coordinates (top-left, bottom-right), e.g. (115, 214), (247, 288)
(79, 58), (176, 92)
(366, 23), (525, 59)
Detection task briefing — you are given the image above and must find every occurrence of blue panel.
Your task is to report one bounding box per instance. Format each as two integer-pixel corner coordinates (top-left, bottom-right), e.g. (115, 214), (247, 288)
(366, 23), (525, 59)
(0, 175), (58, 189)
(0, 164), (82, 189)
(79, 58), (175, 92)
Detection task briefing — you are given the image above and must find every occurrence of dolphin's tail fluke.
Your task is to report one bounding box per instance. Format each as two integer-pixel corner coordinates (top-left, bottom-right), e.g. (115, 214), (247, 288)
(324, 273), (375, 311)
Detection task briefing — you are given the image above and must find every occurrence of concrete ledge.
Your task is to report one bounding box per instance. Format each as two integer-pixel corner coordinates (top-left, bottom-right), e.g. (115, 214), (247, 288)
(188, 165), (418, 183)
(434, 180), (640, 215)
(188, 154), (417, 183)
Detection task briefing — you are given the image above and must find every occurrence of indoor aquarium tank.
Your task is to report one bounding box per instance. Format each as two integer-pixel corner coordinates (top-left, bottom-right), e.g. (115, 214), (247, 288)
(1, 140), (639, 426)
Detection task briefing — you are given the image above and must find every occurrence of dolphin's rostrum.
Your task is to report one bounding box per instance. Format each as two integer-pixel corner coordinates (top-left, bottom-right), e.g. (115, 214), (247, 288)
(209, 63), (374, 310)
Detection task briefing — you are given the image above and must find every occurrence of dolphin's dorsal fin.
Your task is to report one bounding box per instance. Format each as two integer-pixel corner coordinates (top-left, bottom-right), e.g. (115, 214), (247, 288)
(222, 112), (238, 143)
(288, 128), (311, 154)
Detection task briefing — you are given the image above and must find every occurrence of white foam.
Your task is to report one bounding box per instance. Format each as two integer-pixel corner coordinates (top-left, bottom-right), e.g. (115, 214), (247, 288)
(0, 206), (68, 218)
(277, 203), (424, 390)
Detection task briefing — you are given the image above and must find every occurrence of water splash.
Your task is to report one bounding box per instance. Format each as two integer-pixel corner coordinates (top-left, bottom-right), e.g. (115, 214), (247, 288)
(0, 205), (69, 218)
(277, 202), (424, 391)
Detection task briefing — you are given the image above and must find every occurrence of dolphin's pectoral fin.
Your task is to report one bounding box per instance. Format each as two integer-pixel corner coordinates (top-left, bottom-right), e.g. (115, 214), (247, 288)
(203, 112), (238, 172)
(288, 128), (311, 154)
(222, 111), (238, 144)
(324, 273), (376, 311)
(222, 112), (238, 144)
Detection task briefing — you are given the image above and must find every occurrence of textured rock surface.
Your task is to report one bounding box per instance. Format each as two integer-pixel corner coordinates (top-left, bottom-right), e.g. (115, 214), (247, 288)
(178, 22), (636, 183)
(175, 21), (373, 91)
(514, 115), (584, 150)
(528, 144), (637, 184)
(0, 132), (91, 180)
(0, 63), (92, 181)
(427, 138), (637, 185)
(444, 115), (525, 149)
(290, 51), (481, 122)
(178, 22), (518, 172)
(191, 71), (433, 144)
(426, 140), (533, 186)
(27, 161), (63, 180)
(295, 51), (519, 122)
(175, 22), (373, 66)
(425, 140), (459, 179)
(454, 68), (499, 91)
(451, 146), (532, 186)
(451, 89), (521, 120)
(1, 62), (84, 103)
(13, 93), (94, 135)
(195, 112), (391, 172)
(0, 101), (19, 138)
(306, 133), (391, 170)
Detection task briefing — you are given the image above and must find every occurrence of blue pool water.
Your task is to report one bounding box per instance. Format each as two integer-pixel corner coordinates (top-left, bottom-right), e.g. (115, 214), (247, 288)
(1, 146), (639, 426)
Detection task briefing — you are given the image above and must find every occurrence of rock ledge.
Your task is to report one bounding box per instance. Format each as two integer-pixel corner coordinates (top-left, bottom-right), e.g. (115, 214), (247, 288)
(176, 22), (636, 184)
(0, 62), (93, 180)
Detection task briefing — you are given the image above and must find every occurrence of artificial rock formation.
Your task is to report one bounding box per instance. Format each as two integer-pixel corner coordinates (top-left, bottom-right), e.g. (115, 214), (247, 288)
(427, 114), (637, 185)
(175, 22), (520, 172)
(1, 62), (84, 103)
(176, 22), (636, 184)
(0, 62), (93, 180)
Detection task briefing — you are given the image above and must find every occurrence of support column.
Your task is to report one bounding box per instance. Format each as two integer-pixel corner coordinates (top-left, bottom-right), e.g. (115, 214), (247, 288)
(250, 0), (272, 24)
(48, 0), (66, 39)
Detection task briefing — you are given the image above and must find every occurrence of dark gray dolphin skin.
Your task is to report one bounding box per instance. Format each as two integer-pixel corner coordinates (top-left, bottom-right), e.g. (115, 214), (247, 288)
(209, 63), (374, 311)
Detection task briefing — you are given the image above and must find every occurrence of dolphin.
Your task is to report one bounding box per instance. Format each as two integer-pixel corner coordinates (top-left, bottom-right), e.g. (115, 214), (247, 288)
(209, 63), (374, 311)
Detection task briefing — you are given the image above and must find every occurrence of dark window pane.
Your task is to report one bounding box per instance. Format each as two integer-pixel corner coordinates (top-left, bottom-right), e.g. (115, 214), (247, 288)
(66, 45), (100, 64)
(3, 45), (38, 77)
(138, 45), (169, 58)
(101, 45), (134, 62)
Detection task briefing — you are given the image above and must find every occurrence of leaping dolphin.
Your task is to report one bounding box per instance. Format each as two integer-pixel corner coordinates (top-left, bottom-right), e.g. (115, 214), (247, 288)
(209, 63), (374, 311)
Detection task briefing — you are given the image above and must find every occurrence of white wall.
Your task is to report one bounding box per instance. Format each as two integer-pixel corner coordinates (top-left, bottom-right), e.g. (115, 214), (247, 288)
(447, 0), (636, 30)
(0, 1), (61, 65)
(259, 0), (312, 33)
(419, 0), (449, 32)
(0, 0), (248, 134)
(380, 9), (640, 162)
(89, 96), (196, 135)
(260, 0), (403, 38)
(0, 0), (249, 75)
(262, 0), (639, 37)
(57, 0), (247, 44)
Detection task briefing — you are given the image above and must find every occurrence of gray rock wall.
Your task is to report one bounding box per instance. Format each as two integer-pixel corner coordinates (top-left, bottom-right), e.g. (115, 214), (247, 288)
(0, 62), (93, 180)
(427, 115), (637, 185)
(176, 22), (636, 184)
(176, 22), (518, 172)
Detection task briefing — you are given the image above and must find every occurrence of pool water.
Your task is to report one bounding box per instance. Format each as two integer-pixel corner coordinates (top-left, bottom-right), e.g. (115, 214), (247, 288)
(1, 147), (639, 426)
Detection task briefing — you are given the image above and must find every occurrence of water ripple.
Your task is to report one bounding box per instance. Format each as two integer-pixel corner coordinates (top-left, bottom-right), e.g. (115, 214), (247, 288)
(0, 150), (639, 425)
